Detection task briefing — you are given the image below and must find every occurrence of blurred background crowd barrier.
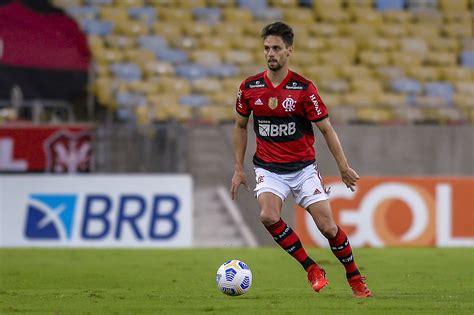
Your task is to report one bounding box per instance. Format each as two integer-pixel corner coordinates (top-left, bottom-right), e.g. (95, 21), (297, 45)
(0, 0), (472, 248)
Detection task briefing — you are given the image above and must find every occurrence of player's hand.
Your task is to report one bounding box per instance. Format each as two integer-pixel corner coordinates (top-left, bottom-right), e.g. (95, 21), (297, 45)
(231, 170), (250, 200)
(340, 167), (359, 192)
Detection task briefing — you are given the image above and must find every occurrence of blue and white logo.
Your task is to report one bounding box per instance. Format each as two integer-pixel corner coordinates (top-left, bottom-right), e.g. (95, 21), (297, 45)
(25, 194), (77, 240)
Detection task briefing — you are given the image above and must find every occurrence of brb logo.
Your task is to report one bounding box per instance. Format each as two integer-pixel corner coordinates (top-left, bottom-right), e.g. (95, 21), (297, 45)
(258, 120), (296, 137)
(296, 177), (474, 248)
(24, 193), (181, 242)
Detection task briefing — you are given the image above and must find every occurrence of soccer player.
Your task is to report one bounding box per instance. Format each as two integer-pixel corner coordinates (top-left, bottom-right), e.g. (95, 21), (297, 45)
(230, 22), (371, 298)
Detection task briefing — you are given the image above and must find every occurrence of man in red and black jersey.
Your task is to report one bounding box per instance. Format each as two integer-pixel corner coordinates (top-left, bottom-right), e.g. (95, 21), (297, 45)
(231, 22), (371, 298)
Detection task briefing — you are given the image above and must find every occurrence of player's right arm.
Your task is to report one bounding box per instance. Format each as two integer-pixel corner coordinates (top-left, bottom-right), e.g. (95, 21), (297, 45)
(231, 113), (250, 200)
(231, 83), (251, 200)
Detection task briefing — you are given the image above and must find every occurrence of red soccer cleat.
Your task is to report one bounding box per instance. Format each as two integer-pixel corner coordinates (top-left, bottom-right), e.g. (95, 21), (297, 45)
(348, 275), (372, 298)
(307, 265), (329, 293)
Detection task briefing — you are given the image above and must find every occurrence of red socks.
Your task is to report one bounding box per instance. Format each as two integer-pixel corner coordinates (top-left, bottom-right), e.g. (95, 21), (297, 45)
(265, 219), (316, 271)
(328, 226), (360, 279)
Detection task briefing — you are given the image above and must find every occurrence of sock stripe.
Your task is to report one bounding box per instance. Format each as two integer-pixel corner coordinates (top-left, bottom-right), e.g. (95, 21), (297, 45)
(330, 238), (349, 251)
(272, 225), (291, 242)
(328, 227), (360, 278)
(283, 240), (302, 254)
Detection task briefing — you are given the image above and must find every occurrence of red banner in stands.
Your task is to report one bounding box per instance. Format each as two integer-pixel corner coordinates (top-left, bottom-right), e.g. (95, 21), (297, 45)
(0, 1), (90, 71)
(0, 123), (94, 172)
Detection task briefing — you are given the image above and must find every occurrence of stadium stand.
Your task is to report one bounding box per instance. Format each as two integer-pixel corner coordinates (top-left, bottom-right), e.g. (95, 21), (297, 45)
(48, 0), (473, 125)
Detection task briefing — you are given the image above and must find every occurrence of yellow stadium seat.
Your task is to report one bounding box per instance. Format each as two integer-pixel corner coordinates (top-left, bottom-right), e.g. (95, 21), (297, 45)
(374, 66), (406, 81)
(191, 78), (223, 94)
(390, 52), (423, 69)
(115, 20), (149, 37)
(142, 61), (175, 78)
(181, 22), (212, 38)
(224, 51), (255, 65)
(238, 64), (264, 78)
(175, 0), (206, 7)
(376, 93), (407, 107)
(156, 77), (191, 94)
(340, 23), (377, 48)
(326, 37), (357, 57)
(294, 37), (327, 52)
(455, 81), (474, 96)
(318, 51), (354, 65)
(52, 0), (82, 6)
(210, 91), (236, 107)
(213, 23), (244, 38)
(415, 96), (448, 107)
(343, 93), (376, 107)
(443, 23), (473, 38)
(199, 37), (232, 55)
(100, 7), (129, 21)
(453, 94), (474, 108)
(243, 21), (268, 37)
(318, 79), (350, 94)
(147, 0), (174, 6)
(159, 8), (192, 21)
(382, 10), (412, 23)
(377, 23), (409, 38)
(438, 0), (468, 12)
(170, 105), (193, 123)
(283, 8), (315, 23)
(412, 10), (443, 25)
(350, 80), (383, 94)
(104, 35), (136, 49)
(351, 8), (383, 26)
(207, 0), (236, 7)
(88, 35), (104, 50)
(441, 67), (474, 82)
(190, 50), (222, 66)
(356, 107), (396, 124)
(399, 38), (429, 58)
(114, 0), (143, 7)
(94, 77), (114, 106)
(339, 65), (374, 80)
(407, 66), (441, 82)
(94, 49), (124, 63)
(268, 0), (298, 6)
(222, 78), (242, 94)
(127, 80), (160, 95)
(428, 37), (459, 52)
(444, 11), (472, 24)
(152, 22), (182, 40)
(462, 38), (474, 50)
(124, 49), (156, 64)
(425, 52), (457, 67)
(308, 23), (341, 37)
(94, 63), (109, 77)
(290, 51), (318, 67)
(345, 0), (373, 9)
(222, 8), (253, 23)
(408, 24), (440, 40)
(359, 51), (390, 67)
(366, 37), (398, 51)
(436, 107), (467, 124)
(198, 105), (234, 124)
(169, 36), (199, 51)
(304, 66), (339, 82)
(231, 36), (262, 52)
(316, 9), (350, 23)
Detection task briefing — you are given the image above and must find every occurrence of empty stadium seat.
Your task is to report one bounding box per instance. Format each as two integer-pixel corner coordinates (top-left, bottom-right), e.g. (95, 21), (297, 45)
(460, 51), (474, 68)
(425, 82), (454, 104)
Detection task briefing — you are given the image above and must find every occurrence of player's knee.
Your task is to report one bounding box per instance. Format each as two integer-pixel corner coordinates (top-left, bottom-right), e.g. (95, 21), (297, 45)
(259, 210), (280, 226)
(319, 223), (338, 239)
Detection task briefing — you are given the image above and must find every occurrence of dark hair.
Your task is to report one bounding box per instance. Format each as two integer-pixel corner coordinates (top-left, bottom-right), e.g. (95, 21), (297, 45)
(261, 22), (294, 47)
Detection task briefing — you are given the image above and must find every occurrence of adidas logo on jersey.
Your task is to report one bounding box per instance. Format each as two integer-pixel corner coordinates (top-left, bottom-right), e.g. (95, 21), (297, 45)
(255, 99), (263, 105)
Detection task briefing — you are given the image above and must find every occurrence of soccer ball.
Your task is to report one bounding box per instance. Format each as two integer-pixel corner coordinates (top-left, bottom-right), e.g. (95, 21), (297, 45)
(216, 259), (252, 296)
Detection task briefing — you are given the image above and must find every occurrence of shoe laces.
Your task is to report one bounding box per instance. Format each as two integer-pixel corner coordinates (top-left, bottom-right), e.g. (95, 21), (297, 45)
(349, 276), (369, 291)
(308, 265), (326, 282)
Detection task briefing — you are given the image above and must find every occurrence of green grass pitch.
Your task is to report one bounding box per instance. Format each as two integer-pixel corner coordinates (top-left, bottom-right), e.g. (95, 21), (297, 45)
(1, 248), (473, 314)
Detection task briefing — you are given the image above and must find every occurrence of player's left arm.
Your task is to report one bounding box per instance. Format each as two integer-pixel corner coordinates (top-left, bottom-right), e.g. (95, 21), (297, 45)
(314, 118), (359, 192)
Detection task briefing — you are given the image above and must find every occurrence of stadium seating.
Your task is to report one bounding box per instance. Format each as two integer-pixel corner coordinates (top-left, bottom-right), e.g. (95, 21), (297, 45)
(51, 0), (474, 125)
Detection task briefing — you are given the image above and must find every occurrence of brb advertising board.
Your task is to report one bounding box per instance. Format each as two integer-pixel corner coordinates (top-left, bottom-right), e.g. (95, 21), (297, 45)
(0, 175), (192, 247)
(295, 177), (474, 247)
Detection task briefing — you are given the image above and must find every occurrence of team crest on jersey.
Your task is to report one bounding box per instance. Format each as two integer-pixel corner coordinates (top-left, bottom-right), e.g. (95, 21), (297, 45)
(268, 97), (278, 110)
(282, 97), (296, 112)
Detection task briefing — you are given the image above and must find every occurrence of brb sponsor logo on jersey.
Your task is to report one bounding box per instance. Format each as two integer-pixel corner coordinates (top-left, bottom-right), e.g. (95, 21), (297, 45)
(258, 119), (296, 137)
(24, 193), (181, 241)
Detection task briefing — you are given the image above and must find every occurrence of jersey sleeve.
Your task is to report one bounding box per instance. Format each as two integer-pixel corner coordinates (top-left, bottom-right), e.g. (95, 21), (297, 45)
(235, 81), (251, 117)
(303, 82), (329, 122)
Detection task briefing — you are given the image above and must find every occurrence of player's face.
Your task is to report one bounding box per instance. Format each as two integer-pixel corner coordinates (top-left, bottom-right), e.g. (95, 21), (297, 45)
(263, 35), (293, 72)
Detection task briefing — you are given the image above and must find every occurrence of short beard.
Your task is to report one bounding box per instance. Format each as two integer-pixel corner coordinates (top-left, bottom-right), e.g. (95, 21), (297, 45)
(267, 62), (282, 72)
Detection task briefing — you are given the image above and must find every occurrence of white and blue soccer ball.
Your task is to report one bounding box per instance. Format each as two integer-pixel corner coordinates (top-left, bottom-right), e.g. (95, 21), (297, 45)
(216, 259), (252, 296)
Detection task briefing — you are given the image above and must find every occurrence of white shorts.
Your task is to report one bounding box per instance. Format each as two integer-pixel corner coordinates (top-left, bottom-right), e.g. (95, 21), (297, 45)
(254, 164), (330, 209)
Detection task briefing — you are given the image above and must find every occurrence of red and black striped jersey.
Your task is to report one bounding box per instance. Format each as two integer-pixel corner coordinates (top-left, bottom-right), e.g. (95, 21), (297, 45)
(235, 69), (329, 173)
